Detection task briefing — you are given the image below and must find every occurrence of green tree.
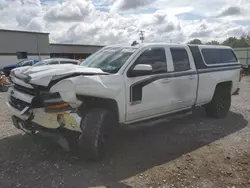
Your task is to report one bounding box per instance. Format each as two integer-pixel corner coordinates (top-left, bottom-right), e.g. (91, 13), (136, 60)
(222, 36), (250, 48)
(246, 35), (250, 44)
(237, 36), (250, 47)
(187, 39), (203, 44)
(206, 40), (220, 45)
(222, 37), (238, 48)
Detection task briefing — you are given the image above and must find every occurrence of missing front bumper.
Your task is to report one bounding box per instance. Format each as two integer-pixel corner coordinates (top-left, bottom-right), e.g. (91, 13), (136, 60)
(8, 102), (82, 132)
(12, 116), (71, 151)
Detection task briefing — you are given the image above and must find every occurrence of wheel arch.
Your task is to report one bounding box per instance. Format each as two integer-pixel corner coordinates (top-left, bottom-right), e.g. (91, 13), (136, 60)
(77, 95), (120, 122)
(215, 81), (233, 93)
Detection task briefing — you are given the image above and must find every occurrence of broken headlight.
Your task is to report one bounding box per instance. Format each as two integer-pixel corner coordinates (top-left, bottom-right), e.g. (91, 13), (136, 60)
(40, 91), (71, 112)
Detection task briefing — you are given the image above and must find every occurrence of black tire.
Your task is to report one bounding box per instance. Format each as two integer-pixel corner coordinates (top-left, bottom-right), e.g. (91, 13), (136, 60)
(78, 108), (118, 160)
(205, 86), (231, 118)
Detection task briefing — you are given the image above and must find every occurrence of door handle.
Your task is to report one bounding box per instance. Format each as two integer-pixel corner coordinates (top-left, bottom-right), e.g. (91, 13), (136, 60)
(161, 78), (171, 83)
(188, 76), (195, 80)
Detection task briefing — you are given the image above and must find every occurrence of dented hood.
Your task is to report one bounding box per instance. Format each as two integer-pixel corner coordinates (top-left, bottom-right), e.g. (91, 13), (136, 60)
(13, 64), (107, 86)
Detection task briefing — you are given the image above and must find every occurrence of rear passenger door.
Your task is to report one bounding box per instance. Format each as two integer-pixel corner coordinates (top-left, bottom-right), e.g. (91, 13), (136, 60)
(167, 46), (198, 111)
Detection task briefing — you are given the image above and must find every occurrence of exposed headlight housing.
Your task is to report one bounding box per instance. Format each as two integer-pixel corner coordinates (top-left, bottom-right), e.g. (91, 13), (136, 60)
(41, 91), (72, 112)
(45, 102), (71, 112)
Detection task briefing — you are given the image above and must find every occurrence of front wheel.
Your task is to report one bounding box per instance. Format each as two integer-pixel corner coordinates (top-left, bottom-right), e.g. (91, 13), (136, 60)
(78, 108), (118, 160)
(205, 87), (231, 119)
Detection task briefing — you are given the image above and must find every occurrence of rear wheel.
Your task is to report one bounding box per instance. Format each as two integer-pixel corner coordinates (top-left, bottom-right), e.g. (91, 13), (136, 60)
(78, 108), (118, 160)
(205, 86), (231, 118)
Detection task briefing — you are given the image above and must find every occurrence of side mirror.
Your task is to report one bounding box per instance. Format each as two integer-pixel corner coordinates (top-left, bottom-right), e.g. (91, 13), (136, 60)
(129, 64), (153, 77)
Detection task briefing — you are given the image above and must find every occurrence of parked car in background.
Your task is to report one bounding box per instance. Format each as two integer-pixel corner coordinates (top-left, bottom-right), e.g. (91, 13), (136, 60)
(33, 58), (80, 67)
(9, 58), (81, 78)
(3, 59), (39, 76)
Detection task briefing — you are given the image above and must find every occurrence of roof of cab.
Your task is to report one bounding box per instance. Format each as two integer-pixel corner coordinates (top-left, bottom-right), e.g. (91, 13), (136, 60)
(107, 43), (233, 50)
(107, 43), (186, 48)
(188, 44), (232, 49)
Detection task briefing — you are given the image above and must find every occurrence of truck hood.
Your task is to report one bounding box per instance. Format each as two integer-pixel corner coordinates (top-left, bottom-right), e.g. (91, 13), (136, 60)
(13, 64), (107, 87)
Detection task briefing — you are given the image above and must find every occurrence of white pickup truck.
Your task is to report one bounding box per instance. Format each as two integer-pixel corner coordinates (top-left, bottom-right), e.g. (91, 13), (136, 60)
(7, 43), (241, 160)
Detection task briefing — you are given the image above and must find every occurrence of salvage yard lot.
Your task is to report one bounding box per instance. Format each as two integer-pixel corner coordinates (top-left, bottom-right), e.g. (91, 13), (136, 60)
(0, 78), (250, 188)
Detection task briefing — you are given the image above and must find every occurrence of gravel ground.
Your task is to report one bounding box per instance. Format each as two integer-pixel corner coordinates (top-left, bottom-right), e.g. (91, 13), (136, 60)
(0, 78), (250, 188)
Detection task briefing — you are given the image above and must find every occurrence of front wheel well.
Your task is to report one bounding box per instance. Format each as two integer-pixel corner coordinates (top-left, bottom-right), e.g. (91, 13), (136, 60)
(77, 95), (119, 120)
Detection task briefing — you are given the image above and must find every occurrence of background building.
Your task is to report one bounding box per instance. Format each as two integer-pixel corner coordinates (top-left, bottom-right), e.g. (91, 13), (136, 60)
(0, 29), (104, 68)
(234, 48), (250, 66)
(50, 43), (103, 60)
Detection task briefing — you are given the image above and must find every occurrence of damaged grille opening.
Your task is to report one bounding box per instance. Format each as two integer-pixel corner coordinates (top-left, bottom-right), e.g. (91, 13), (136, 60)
(9, 96), (30, 111)
(14, 84), (35, 96)
(12, 82), (62, 110)
(12, 78), (66, 112)
(31, 91), (62, 109)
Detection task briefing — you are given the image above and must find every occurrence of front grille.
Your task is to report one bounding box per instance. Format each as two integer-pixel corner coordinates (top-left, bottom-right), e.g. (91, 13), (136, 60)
(9, 96), (30, 111)
(11, 82), (61, 109)
(14, 84), (35, 96)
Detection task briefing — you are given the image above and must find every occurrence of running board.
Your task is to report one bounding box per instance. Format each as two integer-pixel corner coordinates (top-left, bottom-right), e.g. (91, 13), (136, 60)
(124, 108), (192, 130)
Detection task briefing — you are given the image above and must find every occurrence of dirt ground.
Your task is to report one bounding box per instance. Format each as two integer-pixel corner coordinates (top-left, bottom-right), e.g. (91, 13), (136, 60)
(0, 78), (250, 188)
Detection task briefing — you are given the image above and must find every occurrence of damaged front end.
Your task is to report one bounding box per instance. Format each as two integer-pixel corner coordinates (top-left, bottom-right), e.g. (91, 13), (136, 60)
(7, 64), (119, 152)
(8, 69), (84, 134)
(8, 75), (83, 133)
(7, 69), (88, 150)
(8, 64), (108, 133)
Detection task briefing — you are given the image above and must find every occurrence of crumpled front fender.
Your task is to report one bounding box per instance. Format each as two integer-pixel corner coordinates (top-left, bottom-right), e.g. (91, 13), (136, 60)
(50, 79), (82, 108)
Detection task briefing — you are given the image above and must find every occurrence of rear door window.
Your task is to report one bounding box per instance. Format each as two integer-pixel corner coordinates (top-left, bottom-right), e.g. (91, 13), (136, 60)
(170, 48), (191, 72)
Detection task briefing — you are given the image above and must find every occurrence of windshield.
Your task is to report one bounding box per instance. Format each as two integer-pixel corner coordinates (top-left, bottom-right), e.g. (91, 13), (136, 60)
(17, 60), (26, 65)
(32, 60), (50, 67)
(81, 47), (137, 74)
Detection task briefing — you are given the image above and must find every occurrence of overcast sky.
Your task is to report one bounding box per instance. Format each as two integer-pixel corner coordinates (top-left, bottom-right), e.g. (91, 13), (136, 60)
(0, 0), (249, 45)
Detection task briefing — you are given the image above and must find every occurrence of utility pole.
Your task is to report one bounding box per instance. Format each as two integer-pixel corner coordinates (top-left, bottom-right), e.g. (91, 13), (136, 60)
(139, 31), (145, 43)
(36, 33), (41, 60)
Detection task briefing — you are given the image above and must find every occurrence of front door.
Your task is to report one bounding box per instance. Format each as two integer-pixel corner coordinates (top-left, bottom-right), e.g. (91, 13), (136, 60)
(125, 46), (174, 123)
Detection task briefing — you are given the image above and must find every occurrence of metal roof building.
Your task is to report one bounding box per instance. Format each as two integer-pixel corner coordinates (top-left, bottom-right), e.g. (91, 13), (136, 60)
(234, 47), (250, 66)
(0, 29), (104, 68)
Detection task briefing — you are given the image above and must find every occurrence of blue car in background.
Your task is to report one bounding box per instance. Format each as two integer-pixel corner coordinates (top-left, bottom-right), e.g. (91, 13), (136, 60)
(3, 59), (39, 76)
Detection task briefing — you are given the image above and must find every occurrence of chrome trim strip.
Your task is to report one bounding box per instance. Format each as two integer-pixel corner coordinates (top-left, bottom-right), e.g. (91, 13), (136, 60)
(10, 87), (34, 103)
